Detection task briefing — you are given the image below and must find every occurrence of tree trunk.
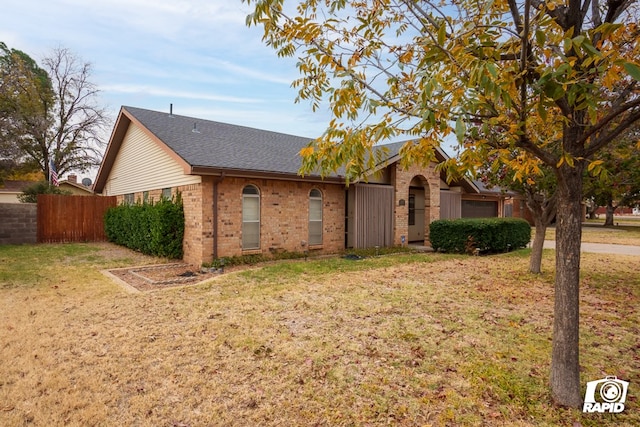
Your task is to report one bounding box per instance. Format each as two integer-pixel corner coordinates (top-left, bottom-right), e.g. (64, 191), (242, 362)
(525, 189), (556, 275)
(604, 204), (615, 226)
(550, 163), (585, 408)
(586, 200), (597, 219)
(530, 220), (547, 274)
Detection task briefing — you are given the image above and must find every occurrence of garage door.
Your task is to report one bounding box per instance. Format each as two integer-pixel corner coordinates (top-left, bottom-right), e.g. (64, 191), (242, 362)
(461, 200), (498, 218)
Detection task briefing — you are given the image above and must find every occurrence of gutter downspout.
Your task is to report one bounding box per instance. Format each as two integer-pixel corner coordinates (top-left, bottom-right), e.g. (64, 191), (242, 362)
(212, 173), (225, 260)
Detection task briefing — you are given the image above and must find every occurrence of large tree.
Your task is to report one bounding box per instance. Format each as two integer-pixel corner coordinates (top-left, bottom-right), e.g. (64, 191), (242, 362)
(0, 42), (53, 182)
(0, 44), (109, 180)
(244, 0), (640, 407)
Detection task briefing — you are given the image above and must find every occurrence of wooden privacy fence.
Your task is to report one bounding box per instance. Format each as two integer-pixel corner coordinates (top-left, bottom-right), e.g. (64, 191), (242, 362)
(37, 194), (117, 243)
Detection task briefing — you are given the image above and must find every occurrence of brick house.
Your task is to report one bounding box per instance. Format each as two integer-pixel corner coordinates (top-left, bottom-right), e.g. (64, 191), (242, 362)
(94, 106), (514, 266)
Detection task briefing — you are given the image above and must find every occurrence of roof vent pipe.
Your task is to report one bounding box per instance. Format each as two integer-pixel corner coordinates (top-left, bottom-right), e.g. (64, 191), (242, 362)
(192, 122), (200, 133)
(169, 103), (173, 117)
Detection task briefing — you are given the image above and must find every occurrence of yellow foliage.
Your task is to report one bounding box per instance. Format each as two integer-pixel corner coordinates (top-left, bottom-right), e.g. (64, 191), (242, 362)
(7, 170), (45, 181)
(299, 146), (315, 158)
(399, 49), (413, 64)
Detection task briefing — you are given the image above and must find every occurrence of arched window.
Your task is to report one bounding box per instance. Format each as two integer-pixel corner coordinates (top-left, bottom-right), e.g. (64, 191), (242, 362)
(309, 189), (323, 245)
(242, 185), (260, 249)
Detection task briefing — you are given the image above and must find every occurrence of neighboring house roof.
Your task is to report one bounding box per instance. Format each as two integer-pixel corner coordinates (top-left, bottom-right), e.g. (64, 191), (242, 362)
(0, 180), (36, 203)
(59, 179), (94, 195)
(472, 178), (519, 197)
(0, 180), (34, 193)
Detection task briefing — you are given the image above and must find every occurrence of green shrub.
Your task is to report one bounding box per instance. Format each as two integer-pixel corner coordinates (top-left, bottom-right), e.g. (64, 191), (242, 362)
(104, 195), (184, 259)
(18, 181), (71, 203)
(429, 218), (530, 254)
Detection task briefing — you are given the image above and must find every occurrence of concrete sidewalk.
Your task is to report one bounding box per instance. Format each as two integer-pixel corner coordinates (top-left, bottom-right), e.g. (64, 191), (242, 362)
(543, 240), (640, 256)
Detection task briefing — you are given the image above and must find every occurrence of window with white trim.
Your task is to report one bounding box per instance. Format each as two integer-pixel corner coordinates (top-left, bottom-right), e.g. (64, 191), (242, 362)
(242, 185), (260, 249)
(309, 189), (323, 245)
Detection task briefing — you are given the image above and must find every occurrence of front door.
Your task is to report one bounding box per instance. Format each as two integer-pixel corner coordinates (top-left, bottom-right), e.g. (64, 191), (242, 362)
(408, 187), (425, 242)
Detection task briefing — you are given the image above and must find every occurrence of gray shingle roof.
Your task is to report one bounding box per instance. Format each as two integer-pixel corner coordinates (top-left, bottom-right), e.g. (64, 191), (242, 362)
(119, 106), (481, 195)
(124, 106), (330, 177)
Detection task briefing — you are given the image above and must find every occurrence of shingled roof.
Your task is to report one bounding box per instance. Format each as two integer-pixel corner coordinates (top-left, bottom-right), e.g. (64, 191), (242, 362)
(94, 106), (470, 193)
(124, 106), (328, 176)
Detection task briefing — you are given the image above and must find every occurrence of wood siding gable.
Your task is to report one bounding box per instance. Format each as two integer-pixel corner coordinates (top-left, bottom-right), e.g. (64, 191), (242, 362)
(104, 123), (200, 196)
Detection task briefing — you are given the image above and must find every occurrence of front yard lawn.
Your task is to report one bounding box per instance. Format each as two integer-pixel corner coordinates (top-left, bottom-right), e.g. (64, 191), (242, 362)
(0, 243), (638, 426)
(542, 220), (640, 245)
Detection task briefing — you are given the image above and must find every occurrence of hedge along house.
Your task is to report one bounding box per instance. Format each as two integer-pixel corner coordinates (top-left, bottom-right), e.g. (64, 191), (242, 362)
(94, 106), (511, 266)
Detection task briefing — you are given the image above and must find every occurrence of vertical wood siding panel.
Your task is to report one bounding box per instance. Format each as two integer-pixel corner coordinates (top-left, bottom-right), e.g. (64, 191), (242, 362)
(440, 191), (462, 219)
(353, 184), (394, 248)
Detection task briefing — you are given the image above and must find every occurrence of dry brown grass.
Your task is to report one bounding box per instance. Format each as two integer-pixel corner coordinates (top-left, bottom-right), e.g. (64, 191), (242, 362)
(542, 221), (640, 246)
(1, 243), (638, 426)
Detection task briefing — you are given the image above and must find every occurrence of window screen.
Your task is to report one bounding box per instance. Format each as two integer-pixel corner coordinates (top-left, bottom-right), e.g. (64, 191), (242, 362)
(309, 189), (323, 245)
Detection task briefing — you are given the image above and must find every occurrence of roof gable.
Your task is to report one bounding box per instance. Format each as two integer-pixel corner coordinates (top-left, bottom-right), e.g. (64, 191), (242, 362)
(95, 106), (345, 192)
(59, 180), (94, 194)
(125, 106), (321, 175)
(363, 140), (479, 193)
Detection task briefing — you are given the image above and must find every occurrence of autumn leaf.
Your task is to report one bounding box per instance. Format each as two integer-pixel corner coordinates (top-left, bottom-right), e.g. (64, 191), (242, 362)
(299, 146), (314, 158)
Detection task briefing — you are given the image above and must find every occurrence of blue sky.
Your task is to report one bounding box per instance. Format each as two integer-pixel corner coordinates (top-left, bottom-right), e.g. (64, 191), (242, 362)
(0, 0), (334, 145)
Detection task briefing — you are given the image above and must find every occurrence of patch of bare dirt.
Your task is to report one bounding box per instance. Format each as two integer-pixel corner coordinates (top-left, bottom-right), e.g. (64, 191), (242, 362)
(107, 264), (221, 292)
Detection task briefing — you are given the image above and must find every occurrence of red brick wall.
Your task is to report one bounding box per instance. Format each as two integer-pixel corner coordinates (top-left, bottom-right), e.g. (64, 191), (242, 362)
(112, 160), (447, 262)
(216, 177), (345, 259)
(179, 180), (213, 266)
(509, 196), (534, 224)
(113, 179), (345, 265)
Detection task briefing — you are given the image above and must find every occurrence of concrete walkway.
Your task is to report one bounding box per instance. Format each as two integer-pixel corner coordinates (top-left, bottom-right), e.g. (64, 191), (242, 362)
(543, 240), (640, 256)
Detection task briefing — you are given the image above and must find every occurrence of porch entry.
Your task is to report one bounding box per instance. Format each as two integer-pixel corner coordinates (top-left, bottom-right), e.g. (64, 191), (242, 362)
(346, 183), (394, 249)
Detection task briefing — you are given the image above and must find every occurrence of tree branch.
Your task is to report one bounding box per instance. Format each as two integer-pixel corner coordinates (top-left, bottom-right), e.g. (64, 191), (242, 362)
(585, 108), (640, 157)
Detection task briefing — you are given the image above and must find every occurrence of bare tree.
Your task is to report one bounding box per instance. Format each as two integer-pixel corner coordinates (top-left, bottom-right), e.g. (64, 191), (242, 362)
(41, 47), (110, 178)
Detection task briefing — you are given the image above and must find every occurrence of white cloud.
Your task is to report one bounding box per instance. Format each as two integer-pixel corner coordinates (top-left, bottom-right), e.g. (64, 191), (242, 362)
(197, 57), (294, 85)
(102, 84), (264, 104)
(1, 0), (337, 148)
